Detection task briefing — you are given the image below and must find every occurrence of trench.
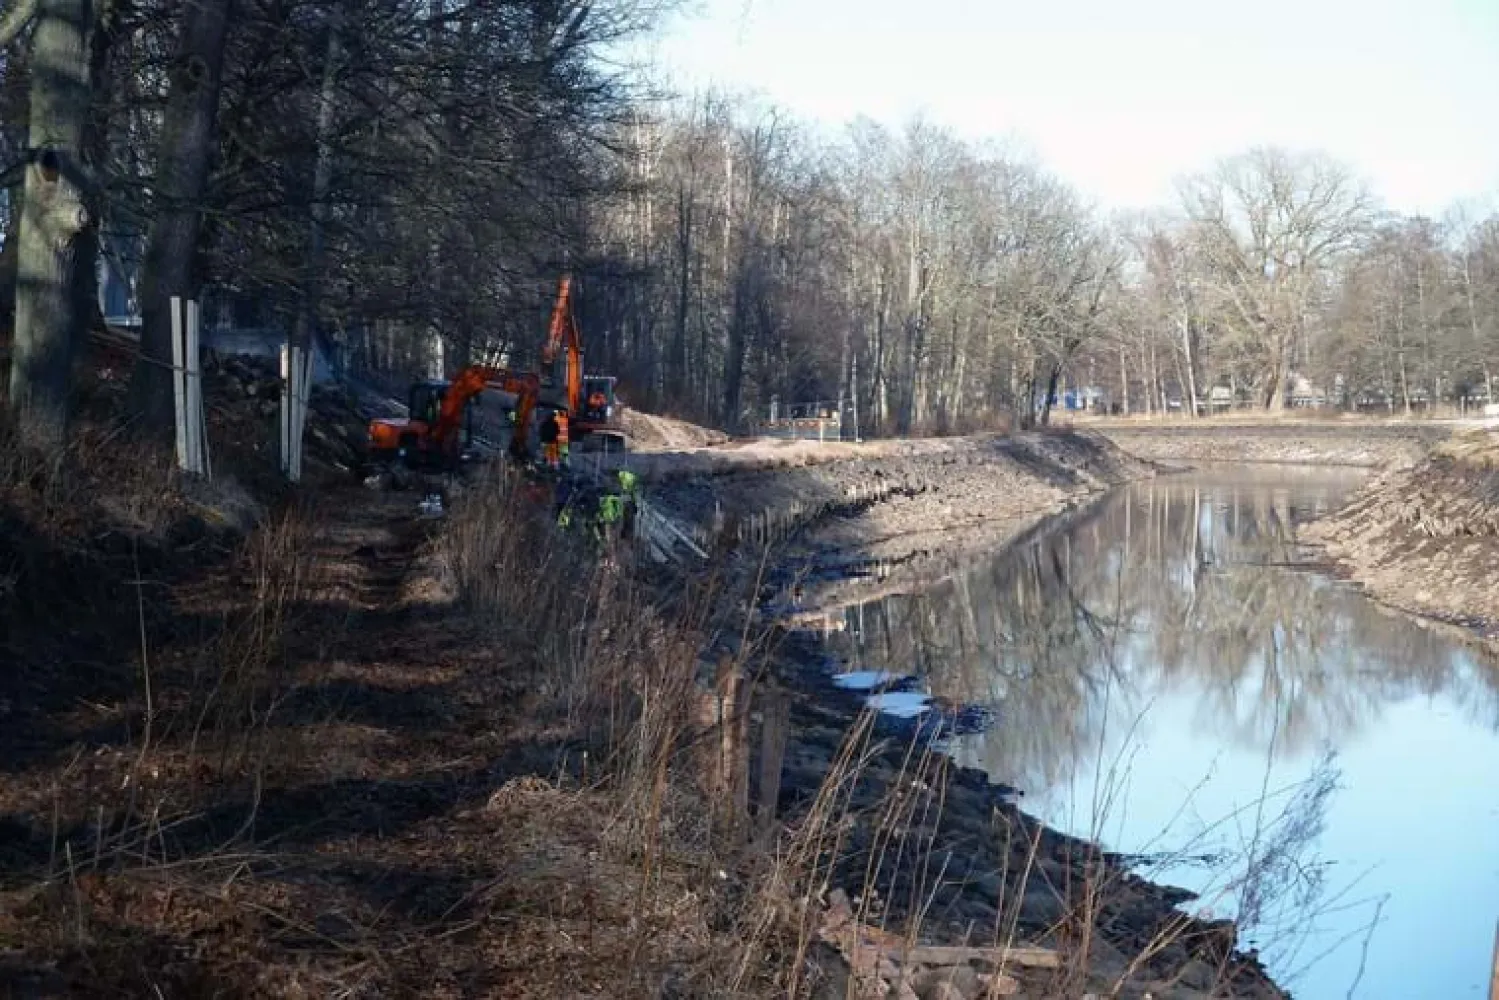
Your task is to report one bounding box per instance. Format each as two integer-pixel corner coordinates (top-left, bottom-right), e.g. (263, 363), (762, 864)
(788, 464), (1499, 999)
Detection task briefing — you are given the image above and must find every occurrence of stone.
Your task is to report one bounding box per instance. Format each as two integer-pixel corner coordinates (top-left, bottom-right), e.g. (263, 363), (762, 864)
(912, 965), (982, 999)
(1016, 884), (1066, 928)
(827, 888), (854, 924)
(975, 972), (1022, 996)
(1176, 958), (1219, 991)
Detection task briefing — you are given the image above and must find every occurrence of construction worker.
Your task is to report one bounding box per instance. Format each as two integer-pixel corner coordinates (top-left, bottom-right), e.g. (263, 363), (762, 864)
(539, 409), (561, 468)
(617, 469), (640, 540)
(555, 409), (570, 468)
(554, 476), (575, 528)
(597, 487), (623, 547)
(586, 389), (608, 422)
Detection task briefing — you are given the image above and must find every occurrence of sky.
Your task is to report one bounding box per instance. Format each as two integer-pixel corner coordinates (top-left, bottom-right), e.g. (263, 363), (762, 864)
(642, 0), (1499, 217)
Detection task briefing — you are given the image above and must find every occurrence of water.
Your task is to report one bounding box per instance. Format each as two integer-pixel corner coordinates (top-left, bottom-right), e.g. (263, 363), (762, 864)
(807, 467), (1499, 999)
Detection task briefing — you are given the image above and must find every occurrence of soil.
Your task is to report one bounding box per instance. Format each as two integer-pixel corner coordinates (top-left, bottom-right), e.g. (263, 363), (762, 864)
(617, 406), (731, 450)
(1303, 429), (1499, 655)
(1094, 421), (1444, 469)
(620, 429), (1157, 614)
(771, 678), (1288, 1000)
(0, 485), (733, 998)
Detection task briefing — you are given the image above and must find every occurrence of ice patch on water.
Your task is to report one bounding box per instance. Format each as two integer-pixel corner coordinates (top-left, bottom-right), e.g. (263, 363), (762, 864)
(832, 670), (907, 691)
(864, 691), (932, 719)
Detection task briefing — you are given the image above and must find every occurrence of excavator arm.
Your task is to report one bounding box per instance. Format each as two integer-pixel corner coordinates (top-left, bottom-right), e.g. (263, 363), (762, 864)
(485, 370), (542, 462)
(540, 273), (584, 416)
(429, 364), (542, 463)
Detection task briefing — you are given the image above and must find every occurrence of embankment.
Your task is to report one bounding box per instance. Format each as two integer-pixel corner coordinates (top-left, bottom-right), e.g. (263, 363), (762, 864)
(1094, 421), (1443, 469)
(620, 430), (1286, 997)
(630, 429), (1155, 610)
(1304, 429), (1499, 651)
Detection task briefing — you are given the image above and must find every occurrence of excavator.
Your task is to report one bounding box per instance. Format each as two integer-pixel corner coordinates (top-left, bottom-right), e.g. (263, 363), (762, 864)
(364, 273), (625, 472)
(537, 273), (627, 453)
(366, 365), (541, 470)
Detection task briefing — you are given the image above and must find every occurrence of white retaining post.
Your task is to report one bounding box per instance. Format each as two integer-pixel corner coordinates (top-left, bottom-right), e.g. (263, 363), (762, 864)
(279, 340), (314, 483)
(191, 300), (212, 480)
(170, 296), (209, 478)
(279, 342), (291, 476)
(185, 299), (204, 477)
(170, 297), (188, 471)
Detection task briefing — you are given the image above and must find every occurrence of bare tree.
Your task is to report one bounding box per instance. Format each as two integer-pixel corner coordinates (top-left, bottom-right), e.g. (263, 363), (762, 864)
(133, 0), (235, 436)
(4, 0), (113, 448)
(1178, 148), (1373, 411)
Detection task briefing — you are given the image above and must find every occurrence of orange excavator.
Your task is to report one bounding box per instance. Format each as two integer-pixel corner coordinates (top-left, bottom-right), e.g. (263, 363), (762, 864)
(365, 273), (625, 472)
(538, 273), (626, 453)
(366, 365), (541, 469)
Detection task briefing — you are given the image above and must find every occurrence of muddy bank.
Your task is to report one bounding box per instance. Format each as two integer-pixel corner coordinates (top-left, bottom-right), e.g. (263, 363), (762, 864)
(641, 429), (1155, 610)
(1095, 421), (1443, 469)
(766, 672), (1288, 1000)
(658, 432), (1285, 997)
(1304, 430), (1499, 653)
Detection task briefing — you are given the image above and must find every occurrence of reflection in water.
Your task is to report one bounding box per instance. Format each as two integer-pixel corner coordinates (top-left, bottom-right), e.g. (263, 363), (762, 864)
(812, 469), (1499, 999)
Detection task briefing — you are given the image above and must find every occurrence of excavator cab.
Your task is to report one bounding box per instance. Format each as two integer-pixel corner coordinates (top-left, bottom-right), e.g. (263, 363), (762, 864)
(408, 381), (445, 428)
(580, 376), (616, 424)
(404, 380), (478, 462)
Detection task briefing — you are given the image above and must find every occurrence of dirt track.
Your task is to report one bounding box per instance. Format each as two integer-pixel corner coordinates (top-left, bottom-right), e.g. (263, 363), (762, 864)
(0, 488), (603, 996)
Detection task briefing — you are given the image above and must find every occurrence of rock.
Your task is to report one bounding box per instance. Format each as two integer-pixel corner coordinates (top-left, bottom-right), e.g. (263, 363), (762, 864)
(912, 965), (983, 999)
(923, 983), (968, 1000)
(1016, 884), (1066, 928)
(975, 972), (1021, 996)
(1176, 958), (1220, 991)
(827, 888), (854, 926)
(806, 942), (854, 1000)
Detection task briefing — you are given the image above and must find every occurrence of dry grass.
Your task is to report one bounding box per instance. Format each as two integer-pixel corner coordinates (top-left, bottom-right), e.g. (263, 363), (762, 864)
(1, 422), (1293, 999)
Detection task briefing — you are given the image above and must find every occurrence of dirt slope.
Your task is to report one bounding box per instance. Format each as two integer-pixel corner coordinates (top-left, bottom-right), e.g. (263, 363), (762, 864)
(1096, 421), (1441, 469)
(617, 406), (729, 450)
(1305, 429), (1499, 649)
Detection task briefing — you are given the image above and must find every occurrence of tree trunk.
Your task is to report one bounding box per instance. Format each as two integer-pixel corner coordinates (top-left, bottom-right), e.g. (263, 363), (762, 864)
(0, 177), (21, 327)
(671, 183), (691, 398)
(1039, 362), (1061, 426)
(293, 12), (341, 360)
(1179, 314), (1198, 417)
(722, 265), (749, 429)
(1461, 253), (1491, 403)
(7, 0), (99, 450)
(133, 0), (234, 437)
(1262, 332), (1287, 412)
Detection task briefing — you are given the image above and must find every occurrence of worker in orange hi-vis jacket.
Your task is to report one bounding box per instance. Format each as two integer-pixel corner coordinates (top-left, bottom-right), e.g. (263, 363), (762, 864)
(555, 409), (570, 467)
(539, 410), (560, 468)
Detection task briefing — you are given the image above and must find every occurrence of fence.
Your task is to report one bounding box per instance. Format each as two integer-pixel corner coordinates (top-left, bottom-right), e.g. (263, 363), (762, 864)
(750, 396), (857, 442)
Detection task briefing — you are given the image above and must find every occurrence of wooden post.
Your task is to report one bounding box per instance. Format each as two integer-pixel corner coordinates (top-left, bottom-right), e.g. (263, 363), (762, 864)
(693, 655), (751, 843)
(755, 684), (790, 844)
(719, 656), (748, 839)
